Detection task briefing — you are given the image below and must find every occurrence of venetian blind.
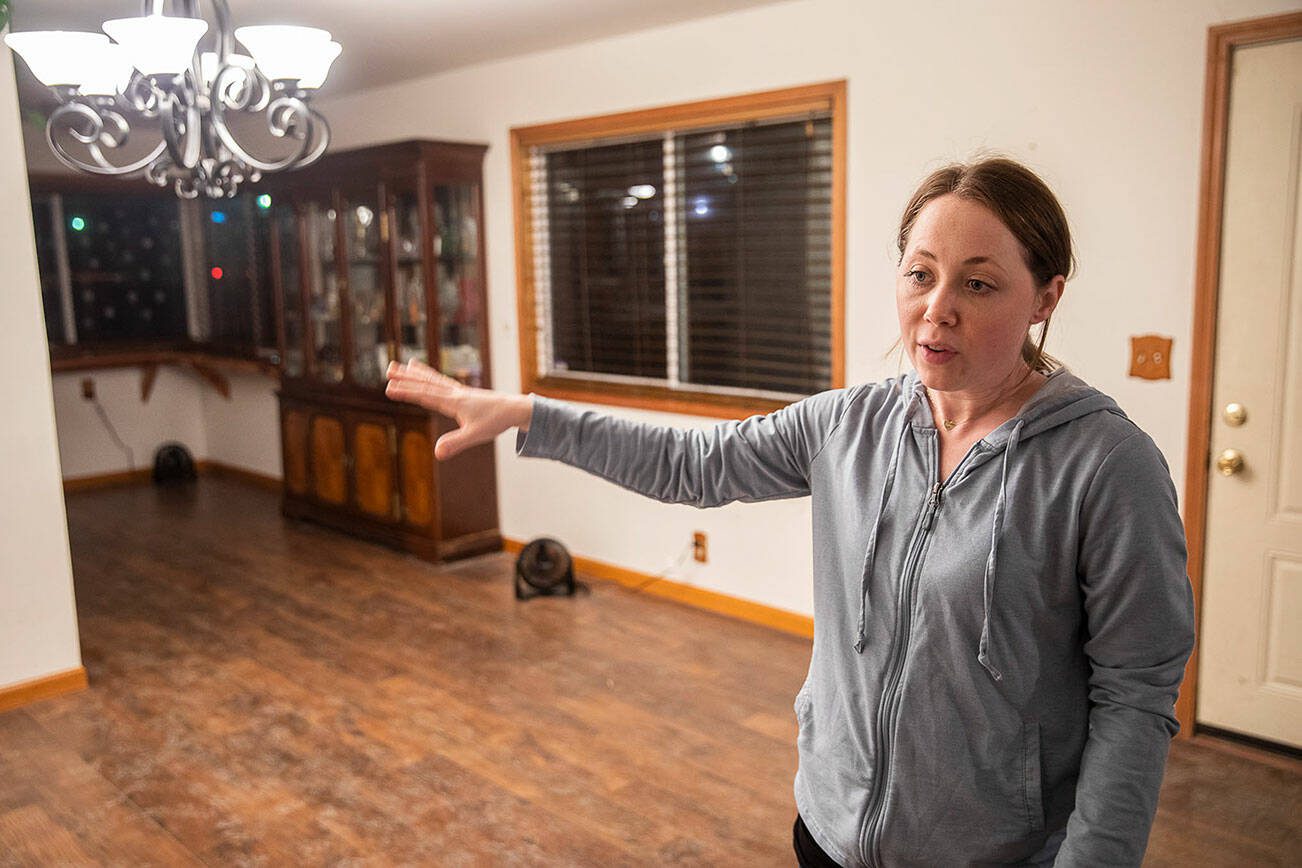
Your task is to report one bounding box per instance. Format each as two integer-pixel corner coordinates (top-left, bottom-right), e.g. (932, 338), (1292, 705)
(530, 111), (833, 400)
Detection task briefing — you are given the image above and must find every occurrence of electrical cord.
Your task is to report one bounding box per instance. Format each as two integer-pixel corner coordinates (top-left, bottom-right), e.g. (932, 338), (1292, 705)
(92, 397), (135, 470)
(627, 537), (697, 594)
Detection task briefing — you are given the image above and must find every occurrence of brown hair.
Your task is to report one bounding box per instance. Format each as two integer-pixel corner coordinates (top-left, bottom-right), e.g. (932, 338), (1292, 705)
(895, 155), (1075, 374)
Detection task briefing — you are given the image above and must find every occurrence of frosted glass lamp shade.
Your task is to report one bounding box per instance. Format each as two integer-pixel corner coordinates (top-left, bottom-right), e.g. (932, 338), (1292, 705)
(79, 43), (137, 96)
(234, 25), (332, 82)
(297, 41), (342, 89)
(4, 31), (110, 88)
(103, 15), (208, 77)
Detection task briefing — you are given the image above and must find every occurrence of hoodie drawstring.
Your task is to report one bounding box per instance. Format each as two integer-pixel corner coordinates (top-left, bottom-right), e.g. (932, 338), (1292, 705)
(976, 417), (1025, 682)
(853, 384), (926, 654)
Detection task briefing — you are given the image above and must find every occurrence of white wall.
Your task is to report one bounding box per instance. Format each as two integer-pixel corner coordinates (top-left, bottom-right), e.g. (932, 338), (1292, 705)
(49, 368), (280, 482)
(51, 369), (207, 481)
(1, 40), (82, 690)
(309, 0), (1298, 617)
(200, 372), (282, 479)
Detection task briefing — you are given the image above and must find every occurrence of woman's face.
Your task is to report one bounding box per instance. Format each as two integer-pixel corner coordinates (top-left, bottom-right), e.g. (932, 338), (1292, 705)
(896, 194), (1063, 395)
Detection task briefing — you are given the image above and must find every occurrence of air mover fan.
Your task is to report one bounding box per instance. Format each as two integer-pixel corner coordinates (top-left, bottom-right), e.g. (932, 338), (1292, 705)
(515, 537), (577, 600)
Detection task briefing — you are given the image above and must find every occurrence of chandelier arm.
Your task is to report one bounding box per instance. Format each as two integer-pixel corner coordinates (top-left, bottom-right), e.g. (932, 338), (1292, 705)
(45, 103), (168, 176)
(295, 108), (331, 169)
(159, 91), (203, 170)
(208, 0), (234, 64)
(209, 82), (316, 173)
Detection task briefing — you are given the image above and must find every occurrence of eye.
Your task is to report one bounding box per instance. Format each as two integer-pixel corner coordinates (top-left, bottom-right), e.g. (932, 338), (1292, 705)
(905, 269), (929, 285)
(967, 279), (994, 294)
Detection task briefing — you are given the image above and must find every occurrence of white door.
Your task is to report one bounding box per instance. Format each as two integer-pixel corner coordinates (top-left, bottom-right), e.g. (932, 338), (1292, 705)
(1198, 36), (1302, 749)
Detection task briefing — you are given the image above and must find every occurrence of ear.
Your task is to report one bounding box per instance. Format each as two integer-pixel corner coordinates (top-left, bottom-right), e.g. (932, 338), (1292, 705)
(1030, 275), (1065, 325)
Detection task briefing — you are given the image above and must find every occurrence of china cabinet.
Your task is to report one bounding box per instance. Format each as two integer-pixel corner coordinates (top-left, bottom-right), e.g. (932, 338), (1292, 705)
(267, 140), (499, 561)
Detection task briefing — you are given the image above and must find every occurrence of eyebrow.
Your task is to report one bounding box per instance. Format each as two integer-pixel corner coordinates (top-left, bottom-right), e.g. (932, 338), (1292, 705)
(915, 249), (998, 266)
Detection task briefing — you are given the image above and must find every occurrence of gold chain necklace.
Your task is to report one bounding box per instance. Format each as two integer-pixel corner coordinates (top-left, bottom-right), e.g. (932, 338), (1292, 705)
(926, 388), (1004, 432)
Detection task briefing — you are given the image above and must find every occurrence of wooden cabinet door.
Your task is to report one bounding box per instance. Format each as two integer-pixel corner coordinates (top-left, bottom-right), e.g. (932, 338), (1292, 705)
(310, 413), (347, 505)
(351, 414), (398, 522)
(398, 426), (436, 529)
(282, 407), (310, 496)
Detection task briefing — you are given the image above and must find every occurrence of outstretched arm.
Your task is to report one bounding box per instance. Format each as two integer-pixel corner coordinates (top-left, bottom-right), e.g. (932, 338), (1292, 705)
(385, 358), (858, 509)
(514, 389), (852, 508)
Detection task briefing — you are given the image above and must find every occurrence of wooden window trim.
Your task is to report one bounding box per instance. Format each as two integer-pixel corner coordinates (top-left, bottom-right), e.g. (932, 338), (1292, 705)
(511, 80), (847, 421)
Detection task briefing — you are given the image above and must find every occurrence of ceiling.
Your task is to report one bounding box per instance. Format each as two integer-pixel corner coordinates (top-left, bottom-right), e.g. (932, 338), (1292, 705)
(9, 0), (790, 98)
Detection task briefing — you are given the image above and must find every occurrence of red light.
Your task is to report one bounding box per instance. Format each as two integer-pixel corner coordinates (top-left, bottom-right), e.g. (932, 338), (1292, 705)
(211, 267), (223, 279)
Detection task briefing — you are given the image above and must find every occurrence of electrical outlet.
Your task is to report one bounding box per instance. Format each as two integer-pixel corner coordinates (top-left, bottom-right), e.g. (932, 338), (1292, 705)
(81, 378), (95, 401)
(692, 531), (708, 563)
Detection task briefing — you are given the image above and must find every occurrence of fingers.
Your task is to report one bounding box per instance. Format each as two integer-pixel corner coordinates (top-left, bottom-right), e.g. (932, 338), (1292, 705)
(386, 358), (452, 383)
(384, 378), (451, 414)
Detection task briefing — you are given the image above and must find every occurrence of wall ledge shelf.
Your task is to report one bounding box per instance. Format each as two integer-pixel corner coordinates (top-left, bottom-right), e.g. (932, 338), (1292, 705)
(51, 349), (278, 402)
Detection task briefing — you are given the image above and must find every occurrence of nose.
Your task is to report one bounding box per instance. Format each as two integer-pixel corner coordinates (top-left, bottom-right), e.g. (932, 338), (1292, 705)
(923, 284), (958, 327)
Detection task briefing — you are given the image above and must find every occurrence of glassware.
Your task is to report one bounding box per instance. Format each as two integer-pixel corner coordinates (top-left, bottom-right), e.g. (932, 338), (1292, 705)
(306, 200), (343, 383)
(346, 194), (384, 385)
(431, 184), (483, 386)
(276, 204), (304, 376)
(393, 187), (427, 365)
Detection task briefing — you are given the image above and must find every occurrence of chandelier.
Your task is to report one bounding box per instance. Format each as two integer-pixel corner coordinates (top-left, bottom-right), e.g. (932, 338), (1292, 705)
(5, 0), (341, 199)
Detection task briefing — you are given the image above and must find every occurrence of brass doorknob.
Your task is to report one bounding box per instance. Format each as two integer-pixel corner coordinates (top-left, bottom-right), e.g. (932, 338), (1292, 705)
(1216, 449), (1244, 476)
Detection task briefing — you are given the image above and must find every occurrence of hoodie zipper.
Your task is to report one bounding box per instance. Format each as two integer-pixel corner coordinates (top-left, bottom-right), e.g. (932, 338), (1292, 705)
(858, 479), (942, 866)
(859, 440), (984, 867)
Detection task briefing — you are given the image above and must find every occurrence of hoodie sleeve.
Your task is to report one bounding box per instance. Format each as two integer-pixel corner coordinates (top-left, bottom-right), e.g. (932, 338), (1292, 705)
(1056, 430), (1196, 866)
(512, 388), (858, 508)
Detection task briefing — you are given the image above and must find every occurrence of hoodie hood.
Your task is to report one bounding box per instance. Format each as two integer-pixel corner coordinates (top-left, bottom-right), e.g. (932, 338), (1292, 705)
(852, 366), (1125, 680)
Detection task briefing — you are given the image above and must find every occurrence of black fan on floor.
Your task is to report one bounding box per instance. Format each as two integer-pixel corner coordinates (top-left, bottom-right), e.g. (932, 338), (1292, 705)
(515, 537), (578, 600)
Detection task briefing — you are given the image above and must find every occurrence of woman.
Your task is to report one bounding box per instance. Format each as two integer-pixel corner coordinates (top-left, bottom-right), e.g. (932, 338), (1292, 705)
(385, 157), (1196, 867)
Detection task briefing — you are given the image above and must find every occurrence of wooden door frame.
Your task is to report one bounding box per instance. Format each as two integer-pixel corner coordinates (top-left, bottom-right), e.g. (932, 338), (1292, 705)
(1179, 10), (1302, 738)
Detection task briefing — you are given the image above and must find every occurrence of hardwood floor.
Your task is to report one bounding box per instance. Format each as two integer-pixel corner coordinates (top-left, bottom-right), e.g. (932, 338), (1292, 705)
(1, 478), (1298, 865)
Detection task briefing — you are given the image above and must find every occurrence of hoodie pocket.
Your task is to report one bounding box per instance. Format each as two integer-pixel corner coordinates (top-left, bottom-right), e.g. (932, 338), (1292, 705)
(1021, 720), (1045, 835)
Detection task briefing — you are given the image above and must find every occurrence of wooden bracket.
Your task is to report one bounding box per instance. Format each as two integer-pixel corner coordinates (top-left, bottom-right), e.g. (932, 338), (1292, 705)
(183, 359), (232, 400)
(140, 362), (159, 402)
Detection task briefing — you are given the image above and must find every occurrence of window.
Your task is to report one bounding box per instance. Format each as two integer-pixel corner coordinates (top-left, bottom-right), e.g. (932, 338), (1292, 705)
(513, 81), (846, 419)
(29, 184), (278, 362)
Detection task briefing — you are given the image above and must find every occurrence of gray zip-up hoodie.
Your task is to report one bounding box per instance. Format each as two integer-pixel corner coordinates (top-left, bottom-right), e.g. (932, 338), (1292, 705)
(514, 367), (1196, 867)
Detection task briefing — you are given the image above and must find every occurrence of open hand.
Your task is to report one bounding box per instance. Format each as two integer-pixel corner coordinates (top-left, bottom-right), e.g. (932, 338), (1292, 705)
(384, 359), (532, 461)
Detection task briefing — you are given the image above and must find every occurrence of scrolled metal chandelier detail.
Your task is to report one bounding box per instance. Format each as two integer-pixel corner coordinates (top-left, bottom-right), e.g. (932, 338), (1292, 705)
(6, 0), (341, 199)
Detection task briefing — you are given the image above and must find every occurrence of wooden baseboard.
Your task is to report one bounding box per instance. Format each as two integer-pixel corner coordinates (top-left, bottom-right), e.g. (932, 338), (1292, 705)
(503, 536), (814, 639)
(63, 461), (281, 494)
(63, 468), (153, 492)
(0, 667), (88, 715)
(195, 460), (282, 493)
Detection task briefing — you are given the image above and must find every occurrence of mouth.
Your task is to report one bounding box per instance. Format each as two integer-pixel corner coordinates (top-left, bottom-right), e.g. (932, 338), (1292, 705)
(918, 341), (957, 363)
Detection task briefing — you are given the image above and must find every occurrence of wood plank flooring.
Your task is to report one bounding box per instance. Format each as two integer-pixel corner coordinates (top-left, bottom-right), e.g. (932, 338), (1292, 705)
(0, 478), (1298, 865)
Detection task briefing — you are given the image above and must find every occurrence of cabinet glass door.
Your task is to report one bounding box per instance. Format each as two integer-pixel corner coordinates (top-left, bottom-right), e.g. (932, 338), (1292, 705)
(344, 191), (386, 386)
(306, 200), (343, 383)
(392, 187), (427, 366)
(275, 205), (305, 376)
(431, 184), (484, 386)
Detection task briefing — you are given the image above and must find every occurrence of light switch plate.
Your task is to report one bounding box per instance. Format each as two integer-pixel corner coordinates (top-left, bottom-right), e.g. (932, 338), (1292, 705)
(1129, 335), (1173, 380)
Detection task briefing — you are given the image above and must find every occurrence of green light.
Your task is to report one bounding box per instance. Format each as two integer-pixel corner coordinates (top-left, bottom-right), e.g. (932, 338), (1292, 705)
(70, 216), (86, 232)
(256, 194), (272, 210)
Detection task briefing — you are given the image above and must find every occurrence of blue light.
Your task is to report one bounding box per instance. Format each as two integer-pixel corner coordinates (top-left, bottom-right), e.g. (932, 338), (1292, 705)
(692, 197), (710, 217)
(69, 216), (86, 232)
(210, 210), (226, 224)
(256, 194), (272, 209)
